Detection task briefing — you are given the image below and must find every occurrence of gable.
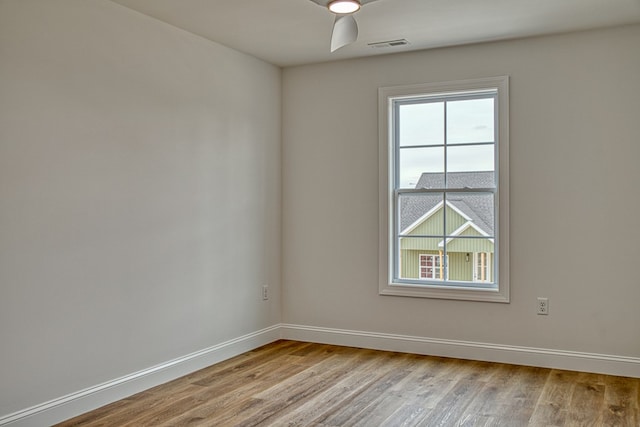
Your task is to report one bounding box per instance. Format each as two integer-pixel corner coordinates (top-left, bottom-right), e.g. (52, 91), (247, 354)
(403, 202), (468, 236)
(443, 225), (495, 253)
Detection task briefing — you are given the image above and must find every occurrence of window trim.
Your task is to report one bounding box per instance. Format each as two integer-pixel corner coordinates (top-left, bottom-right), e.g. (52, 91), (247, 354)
(378, 76), (510, 302)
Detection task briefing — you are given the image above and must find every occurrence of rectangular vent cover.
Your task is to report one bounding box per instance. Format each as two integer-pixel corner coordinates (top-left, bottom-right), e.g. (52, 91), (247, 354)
(368, 39), (410, 48)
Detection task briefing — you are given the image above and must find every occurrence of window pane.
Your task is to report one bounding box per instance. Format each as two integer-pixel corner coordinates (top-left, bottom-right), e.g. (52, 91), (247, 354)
(398, 146), (444, 189)
(447, 144), (494, 176)
(447, 98), (494, 144)
(399, 102), (444, 147)
(445, 193), (495, 237)
(398, 193), (444, 235)
(445, 237), (495, 257)
(444, 240), (495, 284)
(397, 238), (443, 280)
(444, 170), (495, 190)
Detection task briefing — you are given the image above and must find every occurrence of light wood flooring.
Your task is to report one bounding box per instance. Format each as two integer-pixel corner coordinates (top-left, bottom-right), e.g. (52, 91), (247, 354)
(56, 340), (640, 426)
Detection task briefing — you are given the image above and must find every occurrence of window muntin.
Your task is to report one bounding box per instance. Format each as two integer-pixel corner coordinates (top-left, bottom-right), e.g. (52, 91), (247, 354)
(379, 77), (509, 302)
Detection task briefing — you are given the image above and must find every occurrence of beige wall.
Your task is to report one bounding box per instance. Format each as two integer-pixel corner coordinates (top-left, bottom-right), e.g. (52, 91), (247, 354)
(282, 25), (640, 356)
(0, 0), (281, 416)
(2, 0), (639, 420)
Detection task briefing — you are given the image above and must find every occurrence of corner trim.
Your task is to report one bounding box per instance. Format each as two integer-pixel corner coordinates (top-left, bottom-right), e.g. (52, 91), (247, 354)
(281, 323), (640, 378)
(0, 325), (281, 427)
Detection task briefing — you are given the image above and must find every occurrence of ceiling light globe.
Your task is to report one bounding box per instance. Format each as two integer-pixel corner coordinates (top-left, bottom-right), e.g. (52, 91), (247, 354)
(328, 0), (361, 14)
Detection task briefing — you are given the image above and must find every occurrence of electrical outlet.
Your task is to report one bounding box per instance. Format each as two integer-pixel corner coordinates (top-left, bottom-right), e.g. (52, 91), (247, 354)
(262, 285), (269, 301)
(537, 297), (549, 315)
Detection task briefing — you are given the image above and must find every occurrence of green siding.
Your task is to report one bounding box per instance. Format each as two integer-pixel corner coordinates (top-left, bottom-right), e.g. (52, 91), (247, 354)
(401, 250), (473, 281)
(400, 250), (473, 282)
(400, 237), (441, 251)
(406, 207), (467, 236)
(446, 227), (494, 253)
(399, 204), (495, 283)
(400, 228), (494, 253)
(400, 250), (438, 279)
(444, 205), (469, 234)
(449, 252), (473, 281)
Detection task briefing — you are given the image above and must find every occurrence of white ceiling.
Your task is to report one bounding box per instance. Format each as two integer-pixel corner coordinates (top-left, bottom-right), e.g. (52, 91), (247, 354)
(111, 0), (640, 67)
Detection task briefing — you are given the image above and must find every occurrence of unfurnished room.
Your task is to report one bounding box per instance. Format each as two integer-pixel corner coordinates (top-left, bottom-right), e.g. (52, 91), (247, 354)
(1, 0), (640, 425)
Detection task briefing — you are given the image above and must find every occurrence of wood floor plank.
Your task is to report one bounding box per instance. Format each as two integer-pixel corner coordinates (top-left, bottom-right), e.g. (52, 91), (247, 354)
(265, 349), (401, 426)
(188, 341), (312, 387)
(249, 351), (414, 426)
(80, 341), (308, 426)
(456, 363), (524, 425)
(417, 375), (488, 426)
(230, 358), (364, 426)
(497, 365), (550, 425)
(147, 355), (315, 425)
(55, 340), (640, 427)
(386, 354), (470, 419)
(602, 374), (639, 427)
(367, 355), (471, 426)
(166, 344), (326, 425)
(565, 381), (605, 427)
(319, 365), (414, 426)
(205, 347), (385, 427)
(528, 369), (580, 426)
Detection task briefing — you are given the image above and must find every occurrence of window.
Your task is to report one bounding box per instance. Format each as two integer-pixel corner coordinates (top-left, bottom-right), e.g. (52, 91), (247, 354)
(419, 254), (448, 280)
(379, 77), (509, 302)
(473, 252), (491, 283)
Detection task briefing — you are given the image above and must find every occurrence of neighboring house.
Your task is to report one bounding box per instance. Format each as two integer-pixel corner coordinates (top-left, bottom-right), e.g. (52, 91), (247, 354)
(399, 171), (495, 283)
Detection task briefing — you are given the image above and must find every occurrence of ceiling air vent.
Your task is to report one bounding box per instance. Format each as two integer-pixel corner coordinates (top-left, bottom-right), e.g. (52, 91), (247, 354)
(368, 39), (410, 49)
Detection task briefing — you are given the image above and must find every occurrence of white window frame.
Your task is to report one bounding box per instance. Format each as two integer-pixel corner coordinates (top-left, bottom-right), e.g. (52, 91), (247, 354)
(378, 76), (510, 302)
(419, 254), (449, 280)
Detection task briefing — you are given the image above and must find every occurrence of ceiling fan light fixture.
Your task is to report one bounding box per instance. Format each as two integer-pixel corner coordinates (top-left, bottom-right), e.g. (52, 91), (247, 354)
(327, 0), (361, 14)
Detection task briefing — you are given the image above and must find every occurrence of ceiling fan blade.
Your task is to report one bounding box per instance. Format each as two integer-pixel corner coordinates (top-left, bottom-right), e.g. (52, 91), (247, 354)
(330, 14), (358, 52)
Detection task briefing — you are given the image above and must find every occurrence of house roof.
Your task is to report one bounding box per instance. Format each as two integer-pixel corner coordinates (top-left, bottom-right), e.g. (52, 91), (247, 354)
(400, 172), (495, 235)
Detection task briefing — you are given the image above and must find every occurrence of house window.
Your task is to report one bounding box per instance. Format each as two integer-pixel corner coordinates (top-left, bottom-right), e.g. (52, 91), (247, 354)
(419, 254), (448, 280)
(473, 252), (491, 282)
(378, 76), (509, 302)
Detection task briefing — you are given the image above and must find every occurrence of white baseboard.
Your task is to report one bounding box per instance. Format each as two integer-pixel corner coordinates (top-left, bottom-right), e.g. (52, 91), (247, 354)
(0, 325), (281, 427)
(4, 323), (639, 426)
(281, 323), (640, 379)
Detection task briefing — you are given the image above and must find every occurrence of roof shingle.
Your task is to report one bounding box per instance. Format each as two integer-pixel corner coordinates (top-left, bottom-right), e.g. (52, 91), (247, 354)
(400, 172), (495, 235)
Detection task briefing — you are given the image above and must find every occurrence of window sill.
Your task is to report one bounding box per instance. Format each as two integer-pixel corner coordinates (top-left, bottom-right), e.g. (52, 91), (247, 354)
(380, 282), (509, 303)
